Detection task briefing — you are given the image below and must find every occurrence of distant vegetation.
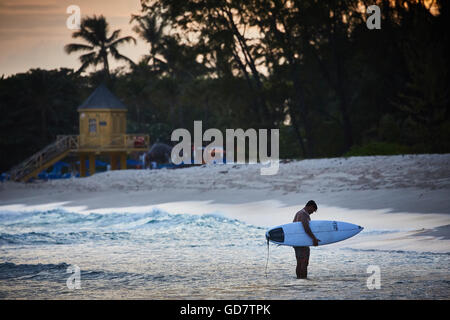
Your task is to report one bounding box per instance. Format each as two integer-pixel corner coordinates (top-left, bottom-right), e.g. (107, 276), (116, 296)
(1, 0), (449, 172)
(343, 142), (412, 157)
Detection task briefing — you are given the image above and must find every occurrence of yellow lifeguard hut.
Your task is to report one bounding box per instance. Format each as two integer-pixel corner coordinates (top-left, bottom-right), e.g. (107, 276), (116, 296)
(8, 85), (149, 181)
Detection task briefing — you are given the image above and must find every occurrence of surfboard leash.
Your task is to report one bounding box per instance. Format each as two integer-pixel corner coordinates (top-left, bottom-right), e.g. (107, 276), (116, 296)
(265, 237), (270, 277)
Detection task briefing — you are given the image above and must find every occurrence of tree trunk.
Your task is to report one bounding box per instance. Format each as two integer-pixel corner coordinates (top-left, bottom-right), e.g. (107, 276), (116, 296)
(102, 51), (110, 79)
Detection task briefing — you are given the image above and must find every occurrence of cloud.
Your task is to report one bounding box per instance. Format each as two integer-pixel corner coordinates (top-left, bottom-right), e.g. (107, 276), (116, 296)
(0, 3), (59, 11)
(0, 12), (66, 31)
(0, 1), (63, 14)
(0, 0), (146, 76)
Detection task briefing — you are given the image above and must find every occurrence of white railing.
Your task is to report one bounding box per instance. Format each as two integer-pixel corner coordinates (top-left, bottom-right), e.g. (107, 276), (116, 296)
(8, 134), (149, 181)
(80, 134), (150, 149)
(8, 135), (79, 181)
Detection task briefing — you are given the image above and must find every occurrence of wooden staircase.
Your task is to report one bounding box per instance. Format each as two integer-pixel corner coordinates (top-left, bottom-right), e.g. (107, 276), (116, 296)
(8, 135), (79, 182)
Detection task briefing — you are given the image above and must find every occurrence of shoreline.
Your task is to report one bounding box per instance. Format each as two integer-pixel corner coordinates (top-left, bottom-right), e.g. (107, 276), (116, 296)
(1, 154), (450, 253)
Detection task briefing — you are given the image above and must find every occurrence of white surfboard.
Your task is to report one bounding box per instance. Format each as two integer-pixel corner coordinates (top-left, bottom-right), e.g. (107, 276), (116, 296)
(265, 220), (363, 246)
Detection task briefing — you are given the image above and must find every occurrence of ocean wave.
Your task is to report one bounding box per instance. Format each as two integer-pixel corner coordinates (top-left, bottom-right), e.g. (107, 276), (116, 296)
(0, 231), (132, 245)
(339, 247), (450, 256)
(0, 209), (263, 246)
(0, 262), (185, 283)
(0, 209), (259, 229)
(0, 262), (70, 280)
(359, 229), (402, 236)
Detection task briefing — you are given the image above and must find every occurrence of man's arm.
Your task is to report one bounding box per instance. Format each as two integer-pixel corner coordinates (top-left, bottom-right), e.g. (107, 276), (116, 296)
(301, 220), (320, 246)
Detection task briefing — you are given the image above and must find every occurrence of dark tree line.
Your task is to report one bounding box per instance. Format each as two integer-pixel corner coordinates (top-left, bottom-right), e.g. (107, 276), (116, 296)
(1, 0), (449, 172)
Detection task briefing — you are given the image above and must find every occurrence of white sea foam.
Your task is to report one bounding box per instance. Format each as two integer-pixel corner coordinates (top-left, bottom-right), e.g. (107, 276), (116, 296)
(0, 154), (449, 298)
(1, 154), (449, 253)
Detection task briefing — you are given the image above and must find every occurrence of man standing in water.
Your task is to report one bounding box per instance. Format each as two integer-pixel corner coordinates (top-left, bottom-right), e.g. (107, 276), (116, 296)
(293, 200), (319, 279)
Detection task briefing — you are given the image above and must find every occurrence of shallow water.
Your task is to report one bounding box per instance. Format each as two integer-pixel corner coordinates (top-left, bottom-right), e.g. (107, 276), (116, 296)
(0, 209), (449, 299)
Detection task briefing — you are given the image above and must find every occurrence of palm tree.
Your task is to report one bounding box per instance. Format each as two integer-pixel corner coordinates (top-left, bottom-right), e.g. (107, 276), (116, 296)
(131, 14), (169, 73)
(131, 13), (204, 79)
(65, 15), (136, 78)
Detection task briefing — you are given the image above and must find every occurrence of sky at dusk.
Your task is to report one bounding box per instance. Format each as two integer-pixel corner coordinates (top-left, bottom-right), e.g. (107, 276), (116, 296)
(0, 0), (149, 76)
(0, 0), (440, 77)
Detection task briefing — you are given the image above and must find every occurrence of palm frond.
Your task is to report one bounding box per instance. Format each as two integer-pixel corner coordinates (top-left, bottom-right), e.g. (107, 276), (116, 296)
(82, 15), (108, 43)
(76, 52), (97, 73)
(109, 36), (137, 48)
(65, 15), (135, 75)
(79, 51), (97, 64)
(64, 43), (94, 54)
(107, 30), (121, 43)
(109, 46), (136, 66)
(132, 15), (165, 46)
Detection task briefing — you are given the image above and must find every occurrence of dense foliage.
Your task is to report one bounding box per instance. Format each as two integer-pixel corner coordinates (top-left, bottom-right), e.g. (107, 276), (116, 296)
(1, 0), (449, 172)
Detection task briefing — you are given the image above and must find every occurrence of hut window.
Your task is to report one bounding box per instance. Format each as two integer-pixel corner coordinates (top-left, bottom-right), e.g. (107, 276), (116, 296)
(89, 119), (97, 133)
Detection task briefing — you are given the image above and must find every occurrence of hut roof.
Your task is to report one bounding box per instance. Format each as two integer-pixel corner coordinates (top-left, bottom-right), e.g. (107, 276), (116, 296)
(78, 84), (127, 111)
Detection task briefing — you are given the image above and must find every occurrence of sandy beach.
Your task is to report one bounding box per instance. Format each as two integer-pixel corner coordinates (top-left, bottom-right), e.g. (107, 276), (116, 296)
(1, 154), (449, 299)
(1, 154), (450, 252)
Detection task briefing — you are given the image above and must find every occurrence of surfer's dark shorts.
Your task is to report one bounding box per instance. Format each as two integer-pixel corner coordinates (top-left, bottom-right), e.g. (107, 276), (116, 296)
(293, 246), (310, 260)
